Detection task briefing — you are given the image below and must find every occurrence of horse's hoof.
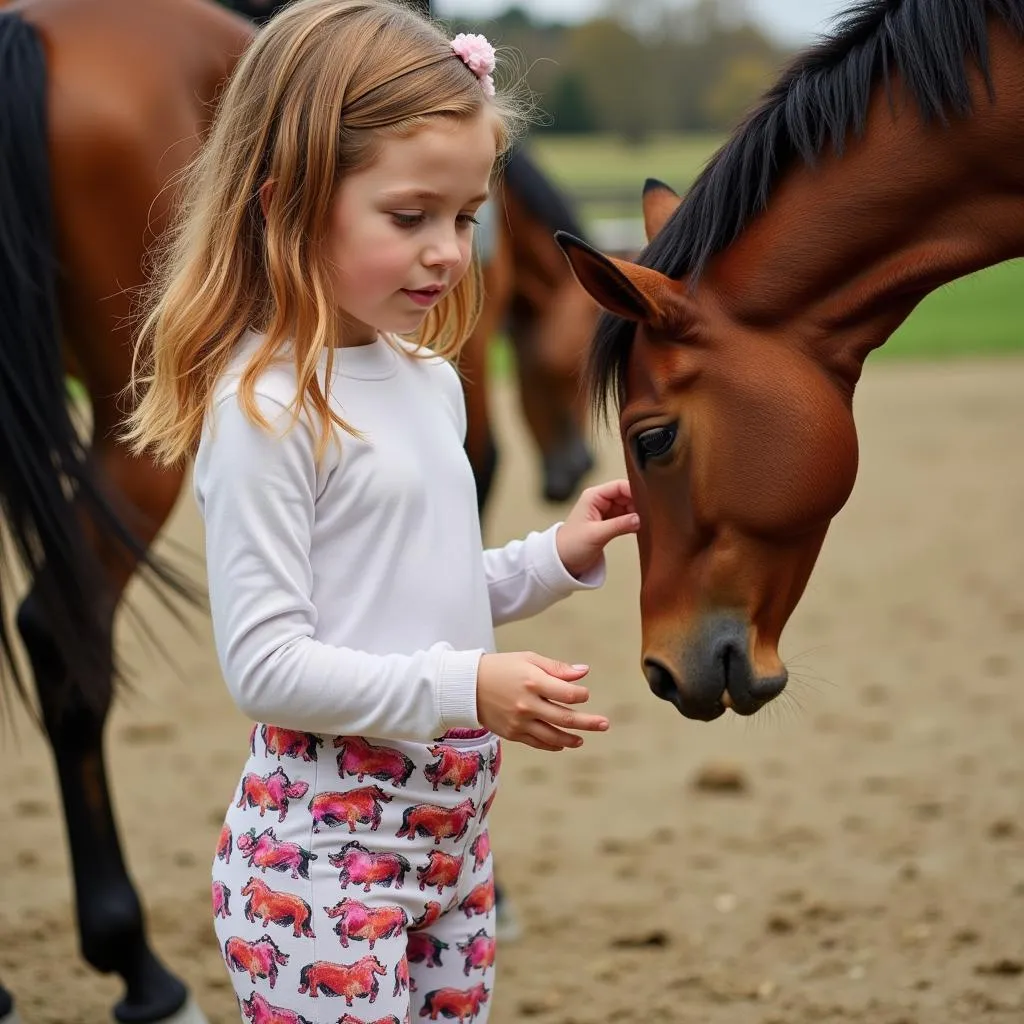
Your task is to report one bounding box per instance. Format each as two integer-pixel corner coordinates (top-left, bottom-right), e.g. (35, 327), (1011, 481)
(112, 998), (210, 1024)
(542, 435), (595, 504)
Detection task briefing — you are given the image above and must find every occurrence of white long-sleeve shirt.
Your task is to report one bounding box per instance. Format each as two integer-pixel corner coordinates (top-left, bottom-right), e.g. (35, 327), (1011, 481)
(193, 333), (602, 742)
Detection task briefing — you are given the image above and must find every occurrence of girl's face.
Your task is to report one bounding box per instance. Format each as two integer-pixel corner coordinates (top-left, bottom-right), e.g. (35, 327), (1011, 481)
(325, 111), (498, 343)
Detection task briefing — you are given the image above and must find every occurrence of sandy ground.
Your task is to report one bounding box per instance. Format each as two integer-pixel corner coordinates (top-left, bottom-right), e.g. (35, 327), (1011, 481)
(1, 357), (1023, 1024)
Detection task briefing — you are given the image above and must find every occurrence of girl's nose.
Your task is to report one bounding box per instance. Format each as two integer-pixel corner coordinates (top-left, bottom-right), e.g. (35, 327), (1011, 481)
(424, 233), (463, 269)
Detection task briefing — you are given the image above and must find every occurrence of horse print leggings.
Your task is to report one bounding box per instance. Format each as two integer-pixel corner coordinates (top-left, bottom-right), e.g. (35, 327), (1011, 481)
(212, 725), (500, 1024)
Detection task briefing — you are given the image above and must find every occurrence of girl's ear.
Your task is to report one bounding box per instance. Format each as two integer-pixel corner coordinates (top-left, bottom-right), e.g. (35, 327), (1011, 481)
(259, 180), (275, 219)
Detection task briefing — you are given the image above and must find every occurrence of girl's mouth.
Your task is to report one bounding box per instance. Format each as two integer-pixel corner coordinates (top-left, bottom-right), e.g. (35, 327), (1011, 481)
(401, 287), (444, 307)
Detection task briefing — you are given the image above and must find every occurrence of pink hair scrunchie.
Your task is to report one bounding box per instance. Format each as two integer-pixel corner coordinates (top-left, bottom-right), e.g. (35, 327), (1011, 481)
(451, 32), (496, 97)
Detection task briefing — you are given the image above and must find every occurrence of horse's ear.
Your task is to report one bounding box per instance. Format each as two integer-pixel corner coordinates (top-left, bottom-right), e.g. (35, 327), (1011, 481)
(555, 232), (676, 325)
(642, 178), (682, 242)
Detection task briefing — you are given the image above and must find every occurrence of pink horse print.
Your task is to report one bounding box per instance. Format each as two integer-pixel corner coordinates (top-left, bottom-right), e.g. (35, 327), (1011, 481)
(241, 991), (314, 1024)
(416, 850), (463, 894)
(261, 725), (323, 762)
(323, 898), (407, 950)
(423, 745), (484, 792)
(458, 879), (495, 919)
(236, 827), (317, 880)
(457, 929), (496, 977)
(469, 831), (490, 871)
(479, 791), (497, 823)
(237, 767), (310, 822)
(438, 728), (488, 741)
(393, 955), (411, 997)
(406, 931), (448, 969)
(297, 956), (387, 1004)
(328, 841), (411, 892)
(242, 876), (316, 939)
(335, 736), (416, 786)
(212, 881), (231, 920)
(409, 901), (443, 931)
(224, 933), (289, 989)
(396, 799), (476, 845)
(419, 984), (489, 1022)
(216, 823), (233, 865)
(309, 786), (392, 833)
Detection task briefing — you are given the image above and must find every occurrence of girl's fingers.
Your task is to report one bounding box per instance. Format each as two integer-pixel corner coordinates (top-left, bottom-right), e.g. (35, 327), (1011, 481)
(528, 720), (584, 750)
(519, 734), (563, 752)
(588, 512), (641, 546)
(591, 479), (631, 502)
(534, 679), (591, 705)
(537, 701), (609, 733)
(611, 496), (637, 517)
(588, 479), (632, 514)
(527, 654), (590, 681)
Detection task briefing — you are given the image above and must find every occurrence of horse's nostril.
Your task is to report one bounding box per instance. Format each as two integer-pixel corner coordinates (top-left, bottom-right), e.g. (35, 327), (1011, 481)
(643, 658), (679, 702)
(750, 670), (789, 703)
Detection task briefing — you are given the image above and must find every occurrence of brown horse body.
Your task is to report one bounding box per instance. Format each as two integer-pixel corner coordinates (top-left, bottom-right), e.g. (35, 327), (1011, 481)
(0, 3), (251, 1022)
(0, 2), (590, 1019)
(560, 0), (1024, 721)
(18, 0), (250, 573)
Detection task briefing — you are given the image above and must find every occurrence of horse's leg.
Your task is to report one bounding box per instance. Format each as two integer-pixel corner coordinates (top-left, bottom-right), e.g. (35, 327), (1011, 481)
(0, 17), (189, 1019)
(17, 381), (196, 1024)
(1, 8), (233, 1019)
(0, 983), (20, 1024)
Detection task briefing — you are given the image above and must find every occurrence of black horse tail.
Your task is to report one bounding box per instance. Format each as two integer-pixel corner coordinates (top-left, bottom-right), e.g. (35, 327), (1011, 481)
(0, 13), (170, 716)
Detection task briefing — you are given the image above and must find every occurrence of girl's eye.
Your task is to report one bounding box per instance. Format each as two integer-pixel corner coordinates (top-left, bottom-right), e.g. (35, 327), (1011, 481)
(457, 214), (480, 228)
(634, 424), (678, 468)
(391, 213), (423, 228)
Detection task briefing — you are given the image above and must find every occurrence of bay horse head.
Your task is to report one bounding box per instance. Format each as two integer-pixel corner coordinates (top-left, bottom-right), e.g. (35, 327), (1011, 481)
(559, 194), (859, 721)
(558, 0), (1024, 720)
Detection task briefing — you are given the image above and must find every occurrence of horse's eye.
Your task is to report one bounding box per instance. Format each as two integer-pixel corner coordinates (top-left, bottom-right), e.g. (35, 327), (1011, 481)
(634, 424), (677, 467)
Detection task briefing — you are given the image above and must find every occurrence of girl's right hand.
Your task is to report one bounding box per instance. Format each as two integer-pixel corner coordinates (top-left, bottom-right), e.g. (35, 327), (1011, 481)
(475, 652), (609, 751)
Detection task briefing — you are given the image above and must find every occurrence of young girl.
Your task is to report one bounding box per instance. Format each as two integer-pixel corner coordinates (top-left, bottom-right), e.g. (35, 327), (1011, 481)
(128, 1), (637, 1019)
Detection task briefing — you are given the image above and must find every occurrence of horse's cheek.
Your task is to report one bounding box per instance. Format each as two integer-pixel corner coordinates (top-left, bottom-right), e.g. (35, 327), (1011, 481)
(784, 379), (859, 526)
(706, 374), (857, 533)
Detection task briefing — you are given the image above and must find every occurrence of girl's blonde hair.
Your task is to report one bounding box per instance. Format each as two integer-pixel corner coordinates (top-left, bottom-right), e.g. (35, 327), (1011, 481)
(127, 0), (523, 464)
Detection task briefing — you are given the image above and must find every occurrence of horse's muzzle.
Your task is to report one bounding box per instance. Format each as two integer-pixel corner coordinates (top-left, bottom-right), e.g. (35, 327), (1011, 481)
(643, 614), (788, 719)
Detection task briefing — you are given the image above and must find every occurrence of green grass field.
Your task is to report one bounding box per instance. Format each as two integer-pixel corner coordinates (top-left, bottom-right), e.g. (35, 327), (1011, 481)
(528, 133), (1024, 360)
(881, 259), (1024, 359)
(531, 132), (724, 194)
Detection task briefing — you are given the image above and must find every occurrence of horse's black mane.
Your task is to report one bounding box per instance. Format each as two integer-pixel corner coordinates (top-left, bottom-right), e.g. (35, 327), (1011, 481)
(504, 147), (589, 242)
(590, 0), (1024, 412)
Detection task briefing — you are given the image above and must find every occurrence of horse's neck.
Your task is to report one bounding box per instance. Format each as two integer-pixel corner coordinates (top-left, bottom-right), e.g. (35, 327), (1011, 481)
(709, 22), (1024, 389)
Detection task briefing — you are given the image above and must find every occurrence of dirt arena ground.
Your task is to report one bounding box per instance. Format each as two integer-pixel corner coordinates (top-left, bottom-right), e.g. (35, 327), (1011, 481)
(1, 357), (1023, 1024)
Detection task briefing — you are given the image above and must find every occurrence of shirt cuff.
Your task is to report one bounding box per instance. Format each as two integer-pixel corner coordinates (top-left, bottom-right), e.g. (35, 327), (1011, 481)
(437, 648), (484, 729)
(528, 523), (606, 595)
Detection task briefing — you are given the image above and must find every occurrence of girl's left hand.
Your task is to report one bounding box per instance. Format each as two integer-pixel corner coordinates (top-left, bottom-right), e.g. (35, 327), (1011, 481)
(555, 479), (639, 579)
